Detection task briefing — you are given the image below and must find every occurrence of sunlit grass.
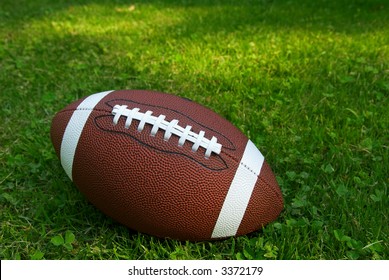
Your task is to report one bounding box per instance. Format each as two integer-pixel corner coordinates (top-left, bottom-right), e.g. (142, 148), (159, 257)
(1, 0), (388, 259)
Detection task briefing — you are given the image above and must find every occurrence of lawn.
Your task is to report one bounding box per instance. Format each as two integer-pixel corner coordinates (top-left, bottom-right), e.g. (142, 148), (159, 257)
(0, 0), (388, 260)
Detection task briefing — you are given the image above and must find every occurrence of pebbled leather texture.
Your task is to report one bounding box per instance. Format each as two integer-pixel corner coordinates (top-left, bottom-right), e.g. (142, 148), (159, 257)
(51, 90), (283, 241)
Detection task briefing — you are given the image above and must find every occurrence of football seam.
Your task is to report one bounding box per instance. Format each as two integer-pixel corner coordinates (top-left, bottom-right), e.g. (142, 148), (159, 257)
(57, 107), (240, 158)
(221, 147), (283, 209)
(58, 107), (108, 113)
(209, 139), (267, 179)
(94, 114), (230, 171)
(106, 98), (237, 151)
(240, 162), (260, 177)
(56, 107), (268, 178)
(111, 105), (222, 158)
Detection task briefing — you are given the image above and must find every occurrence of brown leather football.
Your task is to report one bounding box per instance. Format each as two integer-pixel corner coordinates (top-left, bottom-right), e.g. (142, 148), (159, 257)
(50, 90), (283, 241)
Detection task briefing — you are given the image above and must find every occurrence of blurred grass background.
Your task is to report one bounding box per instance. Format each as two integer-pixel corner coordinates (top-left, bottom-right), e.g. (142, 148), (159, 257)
(0, 0), (388, 259)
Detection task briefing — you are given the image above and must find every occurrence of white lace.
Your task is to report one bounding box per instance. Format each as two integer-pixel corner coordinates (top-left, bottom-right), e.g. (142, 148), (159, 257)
(112, 105), (222, 158)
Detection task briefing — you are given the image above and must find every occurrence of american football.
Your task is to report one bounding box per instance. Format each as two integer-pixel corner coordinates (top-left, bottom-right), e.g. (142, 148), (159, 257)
(50, 90), (283, 241)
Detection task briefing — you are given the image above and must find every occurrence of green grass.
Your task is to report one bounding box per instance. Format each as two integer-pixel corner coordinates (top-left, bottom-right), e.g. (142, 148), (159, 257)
(0, 0), (388, 260)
